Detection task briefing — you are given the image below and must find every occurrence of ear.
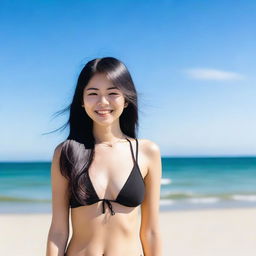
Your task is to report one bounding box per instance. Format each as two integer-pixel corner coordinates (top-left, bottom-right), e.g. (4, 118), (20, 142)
(124, 102), (128, 108)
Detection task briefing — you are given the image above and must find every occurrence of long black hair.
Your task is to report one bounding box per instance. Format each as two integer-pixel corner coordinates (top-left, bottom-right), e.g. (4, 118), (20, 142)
(48, 57), (139, 205)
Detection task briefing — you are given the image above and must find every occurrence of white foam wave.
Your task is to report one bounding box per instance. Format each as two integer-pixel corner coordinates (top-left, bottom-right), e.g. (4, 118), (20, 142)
(232, 195), (256, 202)
(161, 190), (195, 197)
(160, 199), (175, 205)
(161, 178), (172, 185)
(189, 197), (220, 204)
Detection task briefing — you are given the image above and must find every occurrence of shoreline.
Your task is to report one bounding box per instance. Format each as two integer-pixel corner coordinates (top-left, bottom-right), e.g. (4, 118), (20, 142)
(0, 200), (256, 214)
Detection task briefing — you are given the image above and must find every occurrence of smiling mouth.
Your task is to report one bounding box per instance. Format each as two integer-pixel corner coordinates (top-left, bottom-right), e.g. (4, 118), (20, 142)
(94, 110), (113, 116)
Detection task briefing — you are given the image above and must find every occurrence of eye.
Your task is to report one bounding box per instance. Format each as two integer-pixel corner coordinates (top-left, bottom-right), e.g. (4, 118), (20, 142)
(87, 92), (119, 96)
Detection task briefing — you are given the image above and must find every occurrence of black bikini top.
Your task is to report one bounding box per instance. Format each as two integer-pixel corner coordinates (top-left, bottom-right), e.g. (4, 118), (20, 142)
(70, 137), (145, 215)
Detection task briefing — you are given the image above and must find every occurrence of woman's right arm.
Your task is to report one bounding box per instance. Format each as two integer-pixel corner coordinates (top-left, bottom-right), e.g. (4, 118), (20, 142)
(46, 142), (70, 256)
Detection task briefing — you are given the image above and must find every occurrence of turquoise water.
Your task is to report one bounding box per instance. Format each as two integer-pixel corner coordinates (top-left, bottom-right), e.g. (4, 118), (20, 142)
(0, 157), (256, 213)
(160, 157), (256, 211)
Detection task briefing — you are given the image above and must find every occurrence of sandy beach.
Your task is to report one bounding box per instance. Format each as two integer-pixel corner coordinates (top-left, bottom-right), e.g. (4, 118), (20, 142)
(0, 207), (256, 256)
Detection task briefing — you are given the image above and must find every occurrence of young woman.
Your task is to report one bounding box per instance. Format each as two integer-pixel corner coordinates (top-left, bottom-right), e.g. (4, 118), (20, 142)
(46, 57), (162, 256)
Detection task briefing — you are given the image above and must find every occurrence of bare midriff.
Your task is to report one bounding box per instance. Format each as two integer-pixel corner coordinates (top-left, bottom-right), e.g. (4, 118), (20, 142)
(65, 202), (143, 256)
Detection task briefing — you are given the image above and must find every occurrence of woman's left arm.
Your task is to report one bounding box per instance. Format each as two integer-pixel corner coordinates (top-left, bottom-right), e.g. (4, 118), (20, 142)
(140, 140), (163, 256)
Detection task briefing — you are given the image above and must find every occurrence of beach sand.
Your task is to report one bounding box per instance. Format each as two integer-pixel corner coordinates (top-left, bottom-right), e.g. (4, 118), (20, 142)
(0, 207), (255, 256)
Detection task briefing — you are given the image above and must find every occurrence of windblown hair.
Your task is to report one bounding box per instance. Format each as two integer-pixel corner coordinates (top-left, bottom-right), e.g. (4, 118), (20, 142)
(49, 57), (139, 205)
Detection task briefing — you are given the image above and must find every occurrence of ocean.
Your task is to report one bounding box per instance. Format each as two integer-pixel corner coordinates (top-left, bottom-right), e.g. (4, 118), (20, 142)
(0, 157), (256, 213)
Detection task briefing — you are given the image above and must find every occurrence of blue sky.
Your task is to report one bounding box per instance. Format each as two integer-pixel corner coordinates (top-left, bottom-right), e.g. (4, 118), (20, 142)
(1, 0), (256, 161)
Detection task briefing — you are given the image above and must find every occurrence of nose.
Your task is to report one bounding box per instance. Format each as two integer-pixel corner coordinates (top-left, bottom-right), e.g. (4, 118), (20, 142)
(98, 95), (109, 104)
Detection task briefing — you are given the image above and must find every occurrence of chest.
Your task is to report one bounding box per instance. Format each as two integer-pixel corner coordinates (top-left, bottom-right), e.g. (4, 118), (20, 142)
(88, 141), (147, 199)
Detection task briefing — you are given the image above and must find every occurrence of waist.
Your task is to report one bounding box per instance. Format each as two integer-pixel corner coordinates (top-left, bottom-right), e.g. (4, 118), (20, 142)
(66, 236), (142, 256)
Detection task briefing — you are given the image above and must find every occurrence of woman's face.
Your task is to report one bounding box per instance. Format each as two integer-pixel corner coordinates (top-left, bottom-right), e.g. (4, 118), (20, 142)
(82, 73), (128, 125)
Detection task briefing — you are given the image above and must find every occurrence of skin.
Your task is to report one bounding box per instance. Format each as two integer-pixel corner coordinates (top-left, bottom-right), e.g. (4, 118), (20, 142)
(46, 73), (163, 256)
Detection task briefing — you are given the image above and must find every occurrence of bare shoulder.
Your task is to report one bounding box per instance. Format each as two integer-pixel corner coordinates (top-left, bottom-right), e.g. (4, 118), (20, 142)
(53, 140), (68, 156)
(51, 141), (69, 169)
(54, 141), (66, 154)
(51, 142), (65, 169)
(138, 138), (161, 157)
(138, 139), (161, 175)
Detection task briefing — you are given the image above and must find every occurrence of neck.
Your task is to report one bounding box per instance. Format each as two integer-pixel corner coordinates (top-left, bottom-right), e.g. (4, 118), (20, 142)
(92, 121), (126, 144)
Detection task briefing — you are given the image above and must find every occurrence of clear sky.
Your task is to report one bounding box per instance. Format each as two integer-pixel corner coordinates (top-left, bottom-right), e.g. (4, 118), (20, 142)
(1, 0), (256, 161)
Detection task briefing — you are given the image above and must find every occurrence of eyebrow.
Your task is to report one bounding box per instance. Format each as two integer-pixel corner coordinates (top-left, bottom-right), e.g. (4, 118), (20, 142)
(86, 86), (119, 91)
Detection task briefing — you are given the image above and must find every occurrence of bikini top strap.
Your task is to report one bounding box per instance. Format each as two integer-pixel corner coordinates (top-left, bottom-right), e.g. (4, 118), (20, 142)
(126, 137), (138, 163)
(135, 138), (138, 163)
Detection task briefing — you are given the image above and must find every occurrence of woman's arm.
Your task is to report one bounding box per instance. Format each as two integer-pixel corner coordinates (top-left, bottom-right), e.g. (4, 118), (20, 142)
(140, 140), (163, 256)
(46, 143), (70, 256)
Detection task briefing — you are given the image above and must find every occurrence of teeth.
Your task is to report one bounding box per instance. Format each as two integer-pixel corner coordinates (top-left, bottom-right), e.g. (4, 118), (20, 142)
(96, 110), (112, 114)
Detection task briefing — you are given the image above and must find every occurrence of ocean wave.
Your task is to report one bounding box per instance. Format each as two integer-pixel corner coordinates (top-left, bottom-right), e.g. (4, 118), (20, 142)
(161, 178), (172, 185)
(160, 191), (256, 205)
(188, 197), (220, 204)
(161, 190), (197, 199)
(232, 194), (256, 202)
(0, 195), (51, 203)
(160, 199), (175, 205)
